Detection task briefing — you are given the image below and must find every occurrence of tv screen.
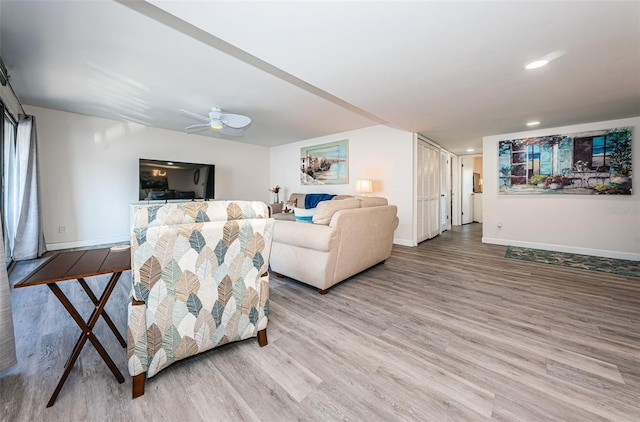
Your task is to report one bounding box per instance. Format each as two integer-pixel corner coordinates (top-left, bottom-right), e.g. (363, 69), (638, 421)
(139, 159), (215, 201)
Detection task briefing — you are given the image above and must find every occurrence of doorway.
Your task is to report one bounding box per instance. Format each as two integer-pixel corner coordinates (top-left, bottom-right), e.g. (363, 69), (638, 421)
(461, 156), (474, 224)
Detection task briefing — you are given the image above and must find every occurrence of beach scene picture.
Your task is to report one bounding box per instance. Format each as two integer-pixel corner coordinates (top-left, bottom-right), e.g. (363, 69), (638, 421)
(300, 139), (349, 185)
(498, 127), (632, 195)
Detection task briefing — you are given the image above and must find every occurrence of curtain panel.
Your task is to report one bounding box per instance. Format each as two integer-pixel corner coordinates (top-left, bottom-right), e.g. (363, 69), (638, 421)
(3, 118), (17, 257)
(0, 209), (16, 372)
(12, 115), (46, 260)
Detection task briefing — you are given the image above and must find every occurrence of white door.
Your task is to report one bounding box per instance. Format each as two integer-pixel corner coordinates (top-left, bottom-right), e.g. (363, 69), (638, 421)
(417, 138), (441, 242)
(450, 154), (460, 226)
(440, 150), (451, 232)
(461, 157), (474, 224)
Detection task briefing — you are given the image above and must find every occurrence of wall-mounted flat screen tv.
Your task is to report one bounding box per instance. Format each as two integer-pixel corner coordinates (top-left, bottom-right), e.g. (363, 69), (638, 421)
(139, 159), (215, 201)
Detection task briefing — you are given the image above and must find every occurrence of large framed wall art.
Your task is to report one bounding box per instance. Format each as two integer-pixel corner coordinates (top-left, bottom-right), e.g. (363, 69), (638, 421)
(498, 127), (632, 195)
(300, 139), (349, 185)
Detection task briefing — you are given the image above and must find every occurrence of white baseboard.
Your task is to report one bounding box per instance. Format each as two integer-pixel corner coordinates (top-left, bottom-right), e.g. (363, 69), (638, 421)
(46, 235), (129, 251)
(393, 238), (414, 247)
(482, 237), (640, 261)
(49, 236), (416, 250)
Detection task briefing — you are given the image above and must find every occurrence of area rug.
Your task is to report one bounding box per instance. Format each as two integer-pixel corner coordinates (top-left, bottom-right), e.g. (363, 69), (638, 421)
(505, 246), (640, 278)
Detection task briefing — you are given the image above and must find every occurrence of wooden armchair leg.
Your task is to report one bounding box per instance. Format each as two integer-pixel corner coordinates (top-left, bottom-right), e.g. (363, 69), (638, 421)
(257, 329), (268, 347)
(318, 288), (329, 295)
(132, 373), (145, 399)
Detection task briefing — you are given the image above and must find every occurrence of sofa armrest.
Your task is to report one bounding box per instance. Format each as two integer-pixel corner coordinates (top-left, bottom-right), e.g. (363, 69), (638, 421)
(329, 205), (398, 283)
(273, 220), (340, 252)
(289, 193), (306, 209)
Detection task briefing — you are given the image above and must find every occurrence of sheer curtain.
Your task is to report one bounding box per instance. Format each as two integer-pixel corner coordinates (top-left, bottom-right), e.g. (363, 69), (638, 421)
(1, 114), (17, 372)
(3, 118), (17, 258)
(0, 114), (45, 371)
(11, 115), (46, 260)
(0, 209), (16, 372)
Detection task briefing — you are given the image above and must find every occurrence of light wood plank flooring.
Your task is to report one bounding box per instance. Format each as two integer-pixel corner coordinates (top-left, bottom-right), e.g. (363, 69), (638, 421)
(2, 224), (639, 421)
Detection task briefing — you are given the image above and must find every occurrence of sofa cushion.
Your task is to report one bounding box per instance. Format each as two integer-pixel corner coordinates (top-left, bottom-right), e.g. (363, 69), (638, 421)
(332, 195), (354, 201)
(357, 196), (388, 208)
(312, 198), (360, 225)
(293, 207), (315, 223)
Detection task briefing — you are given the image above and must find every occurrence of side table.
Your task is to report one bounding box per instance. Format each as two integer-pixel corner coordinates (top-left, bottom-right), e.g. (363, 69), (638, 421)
(14, 247), (131, 407)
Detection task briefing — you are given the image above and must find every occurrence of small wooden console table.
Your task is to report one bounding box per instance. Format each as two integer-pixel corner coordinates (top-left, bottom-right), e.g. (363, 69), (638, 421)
(14, 247), (131, 407)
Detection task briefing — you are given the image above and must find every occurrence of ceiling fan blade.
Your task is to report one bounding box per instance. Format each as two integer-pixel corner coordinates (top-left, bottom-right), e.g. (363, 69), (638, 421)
(180, 109), (209, 122)
(185, 123), (210, 131)
(219, 126), (246, 136)
(221, 113), (251, 129)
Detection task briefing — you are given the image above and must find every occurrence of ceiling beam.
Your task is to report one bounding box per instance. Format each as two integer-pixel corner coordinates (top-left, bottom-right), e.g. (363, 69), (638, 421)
(115, 0), (387, 125)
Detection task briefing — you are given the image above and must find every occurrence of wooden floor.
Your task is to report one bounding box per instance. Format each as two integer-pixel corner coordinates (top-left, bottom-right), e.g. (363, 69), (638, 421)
(2, 224), (639, 421)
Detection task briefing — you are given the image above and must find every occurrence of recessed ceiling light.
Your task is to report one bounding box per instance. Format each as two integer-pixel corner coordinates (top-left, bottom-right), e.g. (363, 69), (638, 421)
(525, 59), (549, 70)
(527, 121), (540, 126)
(466, 148), (474, 152)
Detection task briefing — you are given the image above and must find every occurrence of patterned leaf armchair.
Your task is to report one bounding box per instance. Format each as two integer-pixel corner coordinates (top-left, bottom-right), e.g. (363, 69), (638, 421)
(128, 201), (274, 398)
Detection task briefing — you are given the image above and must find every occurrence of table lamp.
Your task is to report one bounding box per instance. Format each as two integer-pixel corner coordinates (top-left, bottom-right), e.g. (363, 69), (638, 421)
(355, 179), (373, 196)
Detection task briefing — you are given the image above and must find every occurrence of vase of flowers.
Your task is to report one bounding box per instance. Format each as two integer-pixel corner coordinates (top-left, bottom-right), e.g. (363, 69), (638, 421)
(268, 185), (281, 203)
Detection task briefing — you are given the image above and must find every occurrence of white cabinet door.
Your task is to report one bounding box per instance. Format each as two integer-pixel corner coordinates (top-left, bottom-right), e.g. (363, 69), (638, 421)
(417, 138), (441, 242)
(440, 149), (451, 232)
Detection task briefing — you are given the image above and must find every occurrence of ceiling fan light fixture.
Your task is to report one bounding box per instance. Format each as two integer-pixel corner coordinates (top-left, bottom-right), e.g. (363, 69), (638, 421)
(524, 59), (549, 70)
(182, 107), (250, 136)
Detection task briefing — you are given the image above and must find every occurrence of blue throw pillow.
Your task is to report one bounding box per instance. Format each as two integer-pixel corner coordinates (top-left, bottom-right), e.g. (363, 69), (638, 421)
(293, 207), (315, 223)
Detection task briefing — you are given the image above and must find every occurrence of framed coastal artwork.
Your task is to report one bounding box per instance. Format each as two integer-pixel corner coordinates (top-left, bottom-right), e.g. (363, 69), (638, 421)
(300, 139), (349, 185)
(498, 127), (632, 195)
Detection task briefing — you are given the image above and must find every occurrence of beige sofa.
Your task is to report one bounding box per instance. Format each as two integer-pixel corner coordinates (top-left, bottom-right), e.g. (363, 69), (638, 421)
(270, 197), (399, 294)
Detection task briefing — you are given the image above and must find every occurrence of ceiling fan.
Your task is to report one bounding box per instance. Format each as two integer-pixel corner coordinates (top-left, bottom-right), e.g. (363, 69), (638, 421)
(180, 107), (251, 136)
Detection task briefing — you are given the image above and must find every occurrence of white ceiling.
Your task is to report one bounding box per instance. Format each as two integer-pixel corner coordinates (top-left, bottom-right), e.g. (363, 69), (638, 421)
(1, 1), (639, 155)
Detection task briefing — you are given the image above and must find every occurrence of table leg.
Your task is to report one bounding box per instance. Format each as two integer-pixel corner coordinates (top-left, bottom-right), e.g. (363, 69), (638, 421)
(79, 277), (127, 346)
(46, 272), (125, 407)
(63, 277), (127, 369)
(78, 278), (127, 347)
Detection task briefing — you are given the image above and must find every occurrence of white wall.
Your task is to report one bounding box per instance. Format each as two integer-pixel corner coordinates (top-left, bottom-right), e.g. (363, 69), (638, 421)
(483, 117), (640, 260)
(27, 106), (271, 250)
(270, 125), (415, 246)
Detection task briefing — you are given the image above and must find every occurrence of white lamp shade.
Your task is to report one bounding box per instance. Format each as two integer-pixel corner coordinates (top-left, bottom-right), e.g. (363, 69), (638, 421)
(355, 179), (373, 195)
